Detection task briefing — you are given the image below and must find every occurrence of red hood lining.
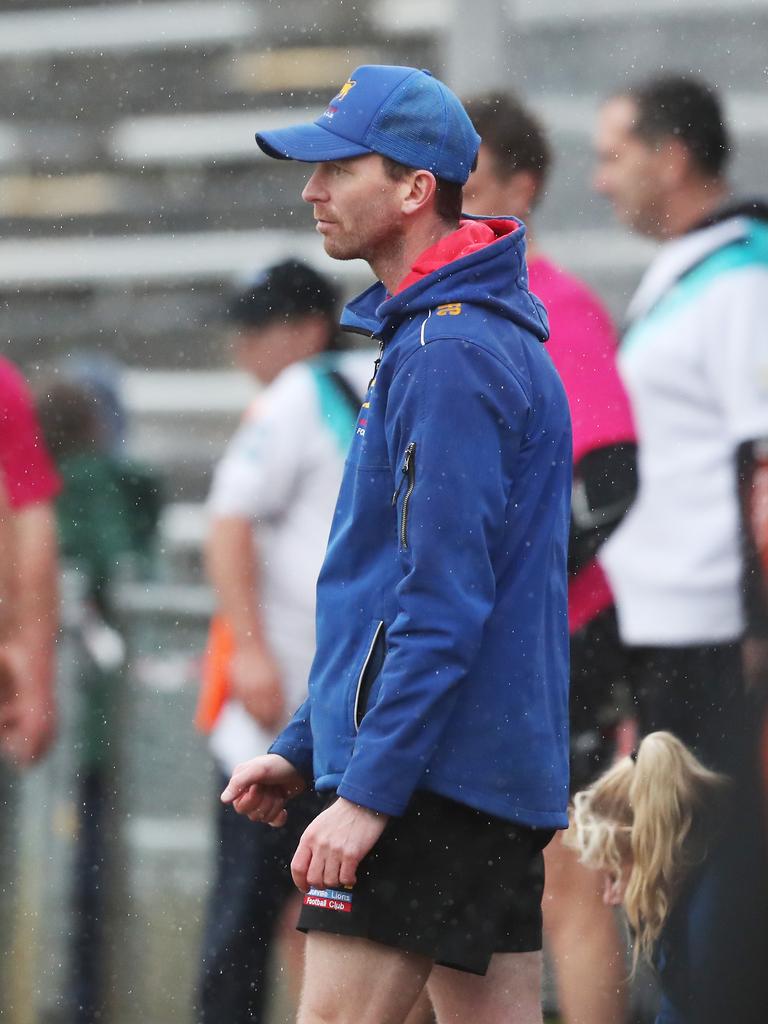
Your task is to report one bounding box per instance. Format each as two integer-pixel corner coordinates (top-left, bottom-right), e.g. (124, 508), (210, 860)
(395, 218), (521, 295)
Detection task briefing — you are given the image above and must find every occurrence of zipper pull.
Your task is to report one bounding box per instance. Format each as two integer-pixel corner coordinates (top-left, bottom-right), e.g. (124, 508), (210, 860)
(392, 442), (416, 505)
(368, 338), (385, 390)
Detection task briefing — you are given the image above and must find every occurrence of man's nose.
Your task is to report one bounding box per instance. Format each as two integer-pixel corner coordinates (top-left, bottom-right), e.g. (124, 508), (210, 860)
(302, 169), (325, 204)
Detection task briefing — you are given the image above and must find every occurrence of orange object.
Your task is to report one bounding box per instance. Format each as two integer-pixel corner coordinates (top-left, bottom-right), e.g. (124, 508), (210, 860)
(195, 615), (234, 733)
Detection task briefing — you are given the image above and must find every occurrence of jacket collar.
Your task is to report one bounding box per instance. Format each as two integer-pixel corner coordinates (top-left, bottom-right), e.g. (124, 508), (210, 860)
(341, 215), (548, 343)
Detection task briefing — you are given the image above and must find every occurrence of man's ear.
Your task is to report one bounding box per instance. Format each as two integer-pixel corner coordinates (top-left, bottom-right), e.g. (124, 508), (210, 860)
(400, 169), (437, 217)
(502, 170), (540, 218)
(657, 136), (690, 190)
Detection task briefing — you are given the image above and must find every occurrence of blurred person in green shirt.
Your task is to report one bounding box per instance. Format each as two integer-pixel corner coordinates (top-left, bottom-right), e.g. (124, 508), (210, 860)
(36, 367), (161, 1024)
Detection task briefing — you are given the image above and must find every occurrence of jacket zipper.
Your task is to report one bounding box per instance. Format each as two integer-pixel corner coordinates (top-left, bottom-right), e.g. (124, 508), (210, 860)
(391, 442), (416, 548)
(353, 620), (385, 731)
(368, 338), (385, 390)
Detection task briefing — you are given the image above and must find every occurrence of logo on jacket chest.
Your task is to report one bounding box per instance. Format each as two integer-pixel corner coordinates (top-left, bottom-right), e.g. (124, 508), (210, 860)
(356, 400), (370, 438)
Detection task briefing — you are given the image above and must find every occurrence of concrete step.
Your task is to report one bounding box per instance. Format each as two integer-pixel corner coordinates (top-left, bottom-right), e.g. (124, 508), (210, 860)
(0, 225), (653, 291)
(0, 46), (251, 123)
(0, 223), (651, 370)
(0, 1), (259, 58)
(512, 12), (768, 96)
(0, 162), (316, 234)
(2, 84), (763, 236)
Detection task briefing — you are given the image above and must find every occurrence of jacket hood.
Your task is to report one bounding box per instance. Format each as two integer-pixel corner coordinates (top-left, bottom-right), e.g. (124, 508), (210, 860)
(341, 215), (549, 343)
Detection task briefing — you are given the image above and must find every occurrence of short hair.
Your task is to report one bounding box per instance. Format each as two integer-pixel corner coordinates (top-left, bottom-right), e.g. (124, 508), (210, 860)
(380, 156), (464, 225)
(624, 74), (730, 178)
(35, 379), (102, 459)
(463, 92), (551, 196)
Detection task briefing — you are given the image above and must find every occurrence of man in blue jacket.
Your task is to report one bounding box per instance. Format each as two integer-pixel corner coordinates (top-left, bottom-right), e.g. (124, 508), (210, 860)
(222, 65), (571, 1024)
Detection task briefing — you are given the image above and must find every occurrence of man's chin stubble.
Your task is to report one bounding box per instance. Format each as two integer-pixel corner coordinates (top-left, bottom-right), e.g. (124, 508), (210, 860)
(323, 239), (366, 262)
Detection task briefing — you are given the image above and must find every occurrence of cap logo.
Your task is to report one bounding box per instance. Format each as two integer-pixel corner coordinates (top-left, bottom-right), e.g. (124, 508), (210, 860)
(335, 78), (356, 101)
(324, 78), (356, 121)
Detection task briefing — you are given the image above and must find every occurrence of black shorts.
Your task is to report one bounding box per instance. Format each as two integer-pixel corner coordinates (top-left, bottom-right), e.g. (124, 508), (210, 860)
(569, 607), (628, 792)
(297, 790), (554, 975)
(626, 641), (747, 774)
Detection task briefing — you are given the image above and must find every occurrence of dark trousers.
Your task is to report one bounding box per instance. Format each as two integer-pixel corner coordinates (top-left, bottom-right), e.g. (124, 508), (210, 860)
(70, 770), (112, 1023)
(627, 640), (748, 773)
(196, 778), (321, 1024)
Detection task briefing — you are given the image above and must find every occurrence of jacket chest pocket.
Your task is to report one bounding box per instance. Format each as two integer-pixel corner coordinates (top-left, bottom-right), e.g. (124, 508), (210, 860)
(353, 620), (386, 731)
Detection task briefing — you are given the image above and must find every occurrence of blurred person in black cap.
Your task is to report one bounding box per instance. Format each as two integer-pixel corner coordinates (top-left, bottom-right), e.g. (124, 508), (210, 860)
(195, 259), (373, 1024)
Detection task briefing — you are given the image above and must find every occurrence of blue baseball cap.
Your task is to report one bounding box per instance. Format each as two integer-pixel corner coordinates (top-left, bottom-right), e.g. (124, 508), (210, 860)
(255, 65), (481, 186)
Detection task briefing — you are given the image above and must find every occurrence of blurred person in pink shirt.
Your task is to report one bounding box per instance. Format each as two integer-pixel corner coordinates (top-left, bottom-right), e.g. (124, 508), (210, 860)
(464, 92), (637, 1024)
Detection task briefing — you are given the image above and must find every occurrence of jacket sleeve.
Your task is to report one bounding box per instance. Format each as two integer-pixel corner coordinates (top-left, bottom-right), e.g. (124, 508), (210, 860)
(335, 335), (531, 815)
(268, 697), (314, 781)
(569, 441), (638, 575)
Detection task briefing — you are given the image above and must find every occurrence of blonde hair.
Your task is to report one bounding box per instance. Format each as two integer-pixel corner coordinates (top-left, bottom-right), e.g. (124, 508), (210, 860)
(565, 731), (728, 969)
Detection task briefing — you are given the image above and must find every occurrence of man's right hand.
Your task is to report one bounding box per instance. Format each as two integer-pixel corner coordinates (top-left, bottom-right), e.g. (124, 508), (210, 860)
(221, 753), (306, 827)
(0, 645), (57, 766)
(230, 640), (286, 729)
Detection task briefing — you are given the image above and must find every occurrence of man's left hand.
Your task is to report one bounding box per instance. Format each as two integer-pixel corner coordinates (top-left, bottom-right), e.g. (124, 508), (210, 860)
(291, 796), (388, 892)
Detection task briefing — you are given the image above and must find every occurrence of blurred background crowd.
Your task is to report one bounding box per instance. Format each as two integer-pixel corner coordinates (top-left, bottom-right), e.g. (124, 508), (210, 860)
(0, 1), (766, 1022)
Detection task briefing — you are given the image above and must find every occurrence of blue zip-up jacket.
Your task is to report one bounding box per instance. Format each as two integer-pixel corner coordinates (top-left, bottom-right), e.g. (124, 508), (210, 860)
(271, 217), (572, 828)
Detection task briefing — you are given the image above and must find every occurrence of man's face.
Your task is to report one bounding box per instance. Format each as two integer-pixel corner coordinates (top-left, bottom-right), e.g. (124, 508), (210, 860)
(301, 154), (407, 263)
(593, 96), (668, 238)
(233, 318), (322, 384)
(464, 144), (535, 220)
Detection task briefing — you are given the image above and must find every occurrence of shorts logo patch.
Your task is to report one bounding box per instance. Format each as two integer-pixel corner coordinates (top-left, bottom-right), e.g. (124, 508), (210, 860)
(303, 887), (353, 913)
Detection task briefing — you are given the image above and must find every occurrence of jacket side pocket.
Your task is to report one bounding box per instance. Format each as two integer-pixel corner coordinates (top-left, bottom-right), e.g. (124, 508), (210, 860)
(353, 620), (386, 731)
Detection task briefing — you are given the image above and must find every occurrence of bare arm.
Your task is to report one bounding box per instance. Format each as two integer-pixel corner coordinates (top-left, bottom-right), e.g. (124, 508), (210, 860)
(0, 479), (17, 731)
(0, 476), (13, 641)
(205, 516), (285, 728)
(738, 438), (768, 693)
(206, 516), (268, 648)
(3, 502), (59, 763)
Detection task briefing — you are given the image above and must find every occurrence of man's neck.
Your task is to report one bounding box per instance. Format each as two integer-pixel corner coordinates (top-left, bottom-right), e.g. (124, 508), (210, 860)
(522, 218), (539, 261)
(660, 178), (728, 239)
(372, 217), (459, 294)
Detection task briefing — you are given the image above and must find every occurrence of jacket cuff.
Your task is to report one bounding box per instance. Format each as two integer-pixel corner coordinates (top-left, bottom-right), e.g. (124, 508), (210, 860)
(268, 737), (314, 783)
(335, 779), (408, 817)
